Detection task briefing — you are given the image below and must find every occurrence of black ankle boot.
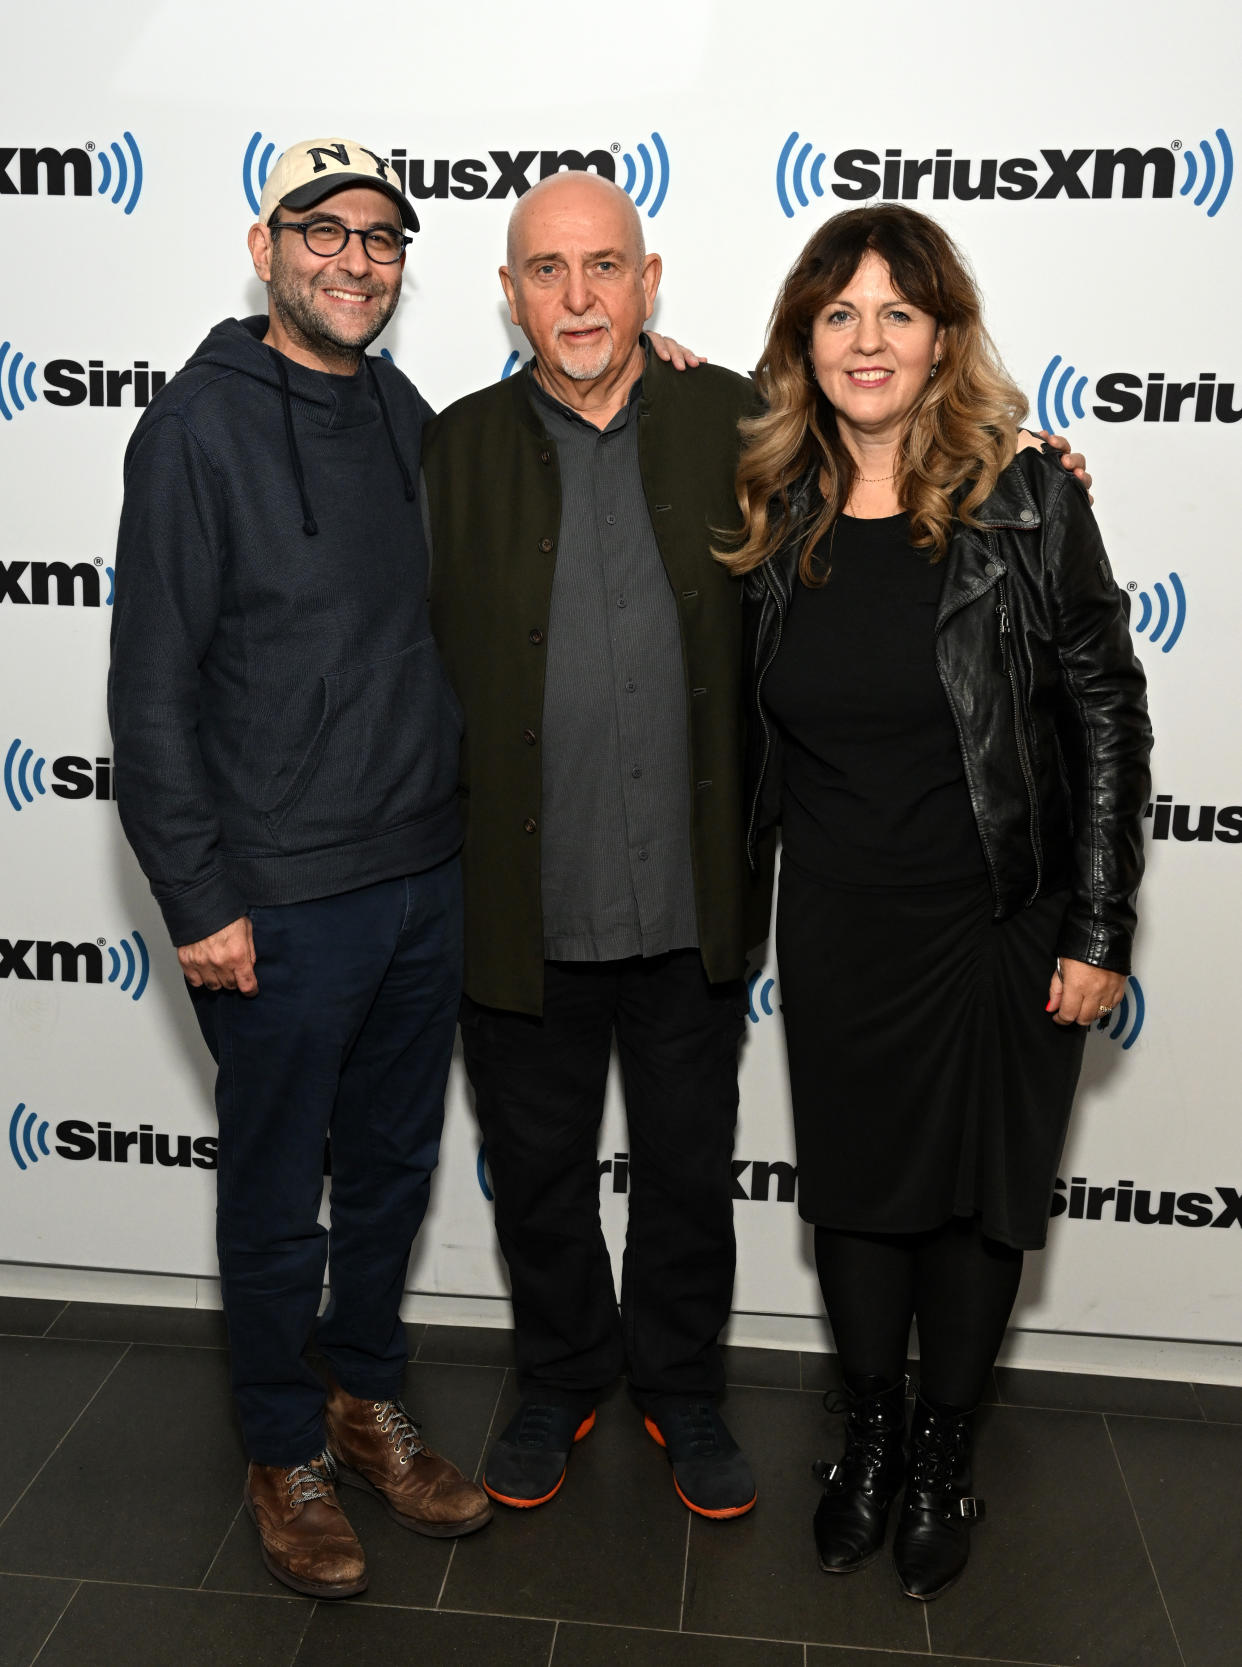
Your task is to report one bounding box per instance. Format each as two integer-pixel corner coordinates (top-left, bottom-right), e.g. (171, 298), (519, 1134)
(892, 1393), (985, 1600)
(812, 1377), (907, 1573)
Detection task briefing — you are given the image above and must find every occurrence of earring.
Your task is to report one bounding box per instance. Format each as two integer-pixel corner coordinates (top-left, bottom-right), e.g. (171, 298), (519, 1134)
(929, 360), (941, 380)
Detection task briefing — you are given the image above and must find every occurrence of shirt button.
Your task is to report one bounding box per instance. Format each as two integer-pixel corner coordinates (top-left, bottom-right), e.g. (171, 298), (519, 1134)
(638, 849), (649, 862)
(625, 680), (636, 693)
(606, 513), (617, 526)
(522, 727), (537, 746)
(617, 595), (627, 609)
(538, 536), (554, 553)
(523, 817), (537, 834)
(631, 766), (642, 779)
(984, 561), (998, 576)
(1019, 508), (1034, 523)
(529, 627), (544, 645)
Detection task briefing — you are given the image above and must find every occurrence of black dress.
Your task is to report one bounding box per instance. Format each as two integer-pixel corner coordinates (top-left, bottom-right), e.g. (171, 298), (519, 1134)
(764, 514), (1086, 1250)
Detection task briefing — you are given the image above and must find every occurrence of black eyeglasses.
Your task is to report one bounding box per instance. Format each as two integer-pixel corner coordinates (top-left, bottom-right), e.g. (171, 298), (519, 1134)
(271, 219), (411, 264)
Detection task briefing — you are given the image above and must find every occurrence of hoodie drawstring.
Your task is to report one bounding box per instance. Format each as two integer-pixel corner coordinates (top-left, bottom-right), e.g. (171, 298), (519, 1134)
(365, 359), (418, 503)
(271, 347), (319, 537)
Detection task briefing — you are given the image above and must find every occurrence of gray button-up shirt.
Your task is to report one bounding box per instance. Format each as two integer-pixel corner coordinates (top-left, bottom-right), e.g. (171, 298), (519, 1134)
(531, 369), (698, 963)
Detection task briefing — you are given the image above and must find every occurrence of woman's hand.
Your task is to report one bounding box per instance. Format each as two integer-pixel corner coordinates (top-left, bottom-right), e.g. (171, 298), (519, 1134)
(1019, 428), (1093, 501)
(1046, 957), (1125, 1027)
(647, 331), (706, 370)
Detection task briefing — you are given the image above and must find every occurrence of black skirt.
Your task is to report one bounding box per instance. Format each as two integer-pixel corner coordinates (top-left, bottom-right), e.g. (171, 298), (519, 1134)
(775, 860), (1087, 1250)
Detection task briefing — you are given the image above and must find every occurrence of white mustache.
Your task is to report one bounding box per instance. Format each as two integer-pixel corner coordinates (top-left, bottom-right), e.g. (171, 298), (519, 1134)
(552, 315), (611, 340)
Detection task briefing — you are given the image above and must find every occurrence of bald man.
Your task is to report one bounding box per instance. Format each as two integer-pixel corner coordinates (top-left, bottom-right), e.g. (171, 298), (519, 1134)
(423, 173), (769, 1520)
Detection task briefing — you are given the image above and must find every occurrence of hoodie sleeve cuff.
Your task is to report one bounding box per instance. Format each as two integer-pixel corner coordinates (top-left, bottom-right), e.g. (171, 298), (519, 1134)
(156, 873), (250, 949)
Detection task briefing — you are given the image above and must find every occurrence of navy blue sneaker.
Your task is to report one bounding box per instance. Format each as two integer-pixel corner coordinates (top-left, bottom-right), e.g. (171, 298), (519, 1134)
(643, 1397), (757, 1519)
(483, 1399), (596, 1509)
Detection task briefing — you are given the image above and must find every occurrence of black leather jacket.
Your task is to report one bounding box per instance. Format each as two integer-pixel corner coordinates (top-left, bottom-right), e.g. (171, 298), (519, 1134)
(743, 447), (1153, 972)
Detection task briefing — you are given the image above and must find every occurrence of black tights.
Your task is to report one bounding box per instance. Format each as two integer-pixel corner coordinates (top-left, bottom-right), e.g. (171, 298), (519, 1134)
(813, 1216), (1024, 1411)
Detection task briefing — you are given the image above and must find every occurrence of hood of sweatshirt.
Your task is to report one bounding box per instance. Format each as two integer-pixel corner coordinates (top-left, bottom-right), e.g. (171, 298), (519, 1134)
(179, 316), (416, 533)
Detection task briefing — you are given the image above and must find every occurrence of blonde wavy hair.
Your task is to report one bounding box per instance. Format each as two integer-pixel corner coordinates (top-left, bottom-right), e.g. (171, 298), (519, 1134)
(716, 205), (1028, 584)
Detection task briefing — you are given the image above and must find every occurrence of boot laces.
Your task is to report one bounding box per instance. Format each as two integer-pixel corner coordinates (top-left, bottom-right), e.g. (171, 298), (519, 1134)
(285, 1451), (336, 1505)
(372, 1400), (426, 1465)
(666, 1401), (721, 1457)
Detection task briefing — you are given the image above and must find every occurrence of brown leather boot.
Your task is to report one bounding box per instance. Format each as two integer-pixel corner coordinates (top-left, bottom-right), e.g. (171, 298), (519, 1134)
(324, 1375), (493, 1538)
(243, 1451), (367, 1599)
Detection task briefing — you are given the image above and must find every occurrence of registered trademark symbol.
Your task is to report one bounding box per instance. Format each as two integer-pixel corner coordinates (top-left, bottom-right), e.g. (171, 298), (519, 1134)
(85, 141), (95, 153)
(1171, 139), (1182, 151)
(611, 142), (621, 154)
(94, 557), (103, 567)
(1127, 581), (1139, 592)
(96, 937), (106, 946)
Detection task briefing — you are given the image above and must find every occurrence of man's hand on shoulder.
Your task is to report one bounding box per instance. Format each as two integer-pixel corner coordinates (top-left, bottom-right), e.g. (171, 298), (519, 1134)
(647, 332), (706, 371)
(1019, 428), (1093, 502)
(179, 916), (258, 995)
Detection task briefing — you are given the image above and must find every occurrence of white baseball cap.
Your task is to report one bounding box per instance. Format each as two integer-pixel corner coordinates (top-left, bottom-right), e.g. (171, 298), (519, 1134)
(258, 136), (419, 232)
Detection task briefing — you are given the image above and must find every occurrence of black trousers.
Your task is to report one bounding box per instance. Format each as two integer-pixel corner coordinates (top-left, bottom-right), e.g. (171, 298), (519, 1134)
(461, 950), (745, 1406)
(190, 865), (462, 1464)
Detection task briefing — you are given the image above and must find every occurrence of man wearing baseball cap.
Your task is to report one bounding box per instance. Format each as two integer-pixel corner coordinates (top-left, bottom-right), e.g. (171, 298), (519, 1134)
(109, 137), (489, 1600)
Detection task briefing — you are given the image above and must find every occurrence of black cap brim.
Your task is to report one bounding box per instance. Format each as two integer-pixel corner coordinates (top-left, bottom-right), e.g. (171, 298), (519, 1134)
(279, 174), (419, 234)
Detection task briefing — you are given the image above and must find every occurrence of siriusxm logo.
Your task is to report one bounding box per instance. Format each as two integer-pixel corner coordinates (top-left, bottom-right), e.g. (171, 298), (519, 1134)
(0, 559), (112, 608)
(1145, 795), (1242, 845)
(1095, 975), (1145, 1050)
(1126, 574), (1186, 655)
(475, 1145), (798, 1203)
(1051, 1174), (1242, 1228)
(244, 131), (671, 219)
(0, 932), (149, 1001)
(1037, 355), (1242, 430)
(0, 342), (166, 422)
(4, 742), (116, 812)
(7, 1103), (216, 1172)
(776, 129), (1232, 218)
(0, 135), (143, 214)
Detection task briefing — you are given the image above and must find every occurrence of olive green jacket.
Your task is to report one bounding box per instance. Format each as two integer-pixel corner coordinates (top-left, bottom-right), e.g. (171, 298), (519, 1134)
(424, 350), (771, 1015)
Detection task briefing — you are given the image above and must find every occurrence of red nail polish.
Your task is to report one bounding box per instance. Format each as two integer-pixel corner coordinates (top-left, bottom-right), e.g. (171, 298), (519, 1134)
(1045, 1000), (1053, 1011)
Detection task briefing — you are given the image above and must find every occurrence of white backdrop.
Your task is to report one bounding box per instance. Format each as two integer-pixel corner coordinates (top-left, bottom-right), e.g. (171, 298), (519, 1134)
(3, 0), (1240, 1366)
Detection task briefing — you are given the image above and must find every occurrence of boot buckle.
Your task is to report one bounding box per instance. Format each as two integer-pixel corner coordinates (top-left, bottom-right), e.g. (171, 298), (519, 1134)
(958, 1495), (985, 1521)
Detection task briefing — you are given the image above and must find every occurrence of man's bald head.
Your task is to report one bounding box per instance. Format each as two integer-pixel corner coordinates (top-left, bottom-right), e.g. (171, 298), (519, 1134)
(506, 170), (645, 269)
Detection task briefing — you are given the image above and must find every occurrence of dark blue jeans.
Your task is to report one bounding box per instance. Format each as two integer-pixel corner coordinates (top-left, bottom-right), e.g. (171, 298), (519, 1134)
(191, 862), (462, 1465)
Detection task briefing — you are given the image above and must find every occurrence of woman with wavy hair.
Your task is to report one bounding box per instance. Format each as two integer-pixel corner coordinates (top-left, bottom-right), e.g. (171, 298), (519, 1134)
(721, 206), (1151, 1599)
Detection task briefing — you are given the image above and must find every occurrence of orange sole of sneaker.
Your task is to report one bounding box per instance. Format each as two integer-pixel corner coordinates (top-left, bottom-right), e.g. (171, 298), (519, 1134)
(483, 1409), (597, 1510)
(642, 1415), (758, 1520)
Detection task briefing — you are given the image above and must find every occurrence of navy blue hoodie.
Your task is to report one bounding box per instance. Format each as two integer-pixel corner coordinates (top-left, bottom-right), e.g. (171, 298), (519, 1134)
(108, 316), (462, 946)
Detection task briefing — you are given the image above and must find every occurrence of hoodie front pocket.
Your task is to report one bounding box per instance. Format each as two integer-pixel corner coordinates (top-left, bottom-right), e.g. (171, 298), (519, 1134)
(263, 638), (462, 850)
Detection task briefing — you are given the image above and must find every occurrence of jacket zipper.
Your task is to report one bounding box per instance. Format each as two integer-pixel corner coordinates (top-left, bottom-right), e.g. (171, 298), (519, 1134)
(996, 590), (1043, 901)
(746, 564), (786, 859)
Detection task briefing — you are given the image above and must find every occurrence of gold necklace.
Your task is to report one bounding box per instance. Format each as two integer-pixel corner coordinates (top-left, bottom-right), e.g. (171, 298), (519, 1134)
(855, 471), (895, 482)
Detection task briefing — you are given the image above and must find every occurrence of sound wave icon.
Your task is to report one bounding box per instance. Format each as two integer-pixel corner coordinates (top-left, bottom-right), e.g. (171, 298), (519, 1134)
(501, 350), (521, 380)
(94, 133), (144, 215)
(8, 1103), (50, 1172)
(243, 131), (283, 216)
(106, 931), (150, 1002)
(0, 341), (39, 422)
(1179, 128), (1232, 217)
(1037, 355), (1089, 433)
(1132, 573), (1186, 654)
(747, 967), (777, 1023)
(776, 132), (829, 219)
(619, 132), (670, 218)
(1097, 975), (1144, 1050)
(3, 738), (46, 812)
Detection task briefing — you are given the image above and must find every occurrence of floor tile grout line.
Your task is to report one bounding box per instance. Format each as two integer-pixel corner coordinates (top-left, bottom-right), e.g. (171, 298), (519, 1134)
(677, 1509), (691, 1630)
(470, 1366), (511, 1486)
(434, 1538), (458, 1610)
(1102, 1412), (1190, 1667)
(923, 1596), (933, 1653)
(40, 1301), (71, 1337)
(546, 1617), (559, 1666)
(26, 1577), (82, 1667)
(287, 1597), (319, 1666)
(0, 1341), (133, 1536)
(198, 1499), (246, 1590)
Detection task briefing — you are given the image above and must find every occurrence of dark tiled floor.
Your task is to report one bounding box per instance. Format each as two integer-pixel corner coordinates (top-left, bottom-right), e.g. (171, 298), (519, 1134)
(3, 1297), (1239, 1666)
